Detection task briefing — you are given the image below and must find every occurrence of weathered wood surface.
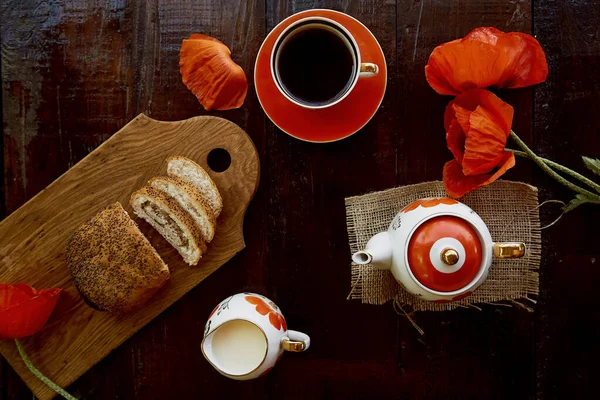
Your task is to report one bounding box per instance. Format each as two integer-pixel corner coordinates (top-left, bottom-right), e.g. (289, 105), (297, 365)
(2, 0), (599, 398)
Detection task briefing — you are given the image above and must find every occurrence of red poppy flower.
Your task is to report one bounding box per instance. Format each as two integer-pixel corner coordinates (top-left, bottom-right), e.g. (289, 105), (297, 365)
(245, 296), (287, 331)
(425, 27), (548, 95)
(442, 89), (516, 198)
(0, 284), (61, 340)
(180, 34), (248, 110)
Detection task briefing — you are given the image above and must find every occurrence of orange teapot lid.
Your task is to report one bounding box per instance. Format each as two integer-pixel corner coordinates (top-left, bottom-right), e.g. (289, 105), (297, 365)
(407, 216), (482, 292)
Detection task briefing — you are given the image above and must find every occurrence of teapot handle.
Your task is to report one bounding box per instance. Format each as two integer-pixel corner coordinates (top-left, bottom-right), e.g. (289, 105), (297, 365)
(493, 242), (526, 258)
(281, 330), (310, 352)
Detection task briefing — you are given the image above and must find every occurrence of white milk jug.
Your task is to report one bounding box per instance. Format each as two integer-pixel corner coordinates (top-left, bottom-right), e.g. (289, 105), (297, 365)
(202, 293), (310, 380)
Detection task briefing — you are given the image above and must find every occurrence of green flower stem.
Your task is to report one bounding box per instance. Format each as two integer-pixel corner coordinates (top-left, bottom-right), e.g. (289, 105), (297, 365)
(509, 130), (600, 201)
(507, 148), (600, 193)
(14, 339), (77, 400)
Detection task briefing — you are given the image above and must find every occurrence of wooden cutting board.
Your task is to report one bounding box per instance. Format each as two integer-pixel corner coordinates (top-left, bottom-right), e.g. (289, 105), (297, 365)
(0, 114), (260, 399)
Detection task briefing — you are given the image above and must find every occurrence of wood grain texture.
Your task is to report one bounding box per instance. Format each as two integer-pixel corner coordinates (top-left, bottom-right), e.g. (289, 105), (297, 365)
(0, 114), (260, 400)
(2, 0), (600, 399)
(533, 1), (600, 398)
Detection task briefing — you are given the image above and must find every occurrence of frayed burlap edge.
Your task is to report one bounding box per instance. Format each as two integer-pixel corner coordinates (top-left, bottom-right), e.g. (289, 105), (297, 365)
(345, 180), (541, 312)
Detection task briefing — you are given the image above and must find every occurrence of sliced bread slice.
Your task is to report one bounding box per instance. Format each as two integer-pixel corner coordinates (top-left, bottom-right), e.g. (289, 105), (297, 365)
(166, 156), (223, 218)
(66, 202), (170, 314)
(130, 186), (207, 265)
(149, 176), (216, 242)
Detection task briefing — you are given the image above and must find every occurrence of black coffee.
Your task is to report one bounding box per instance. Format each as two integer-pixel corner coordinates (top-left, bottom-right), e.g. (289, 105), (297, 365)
(276, 24), (355, 105)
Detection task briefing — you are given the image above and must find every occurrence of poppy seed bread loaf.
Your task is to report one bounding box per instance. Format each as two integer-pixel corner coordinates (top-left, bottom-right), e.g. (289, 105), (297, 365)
(66, 202), (170, 314)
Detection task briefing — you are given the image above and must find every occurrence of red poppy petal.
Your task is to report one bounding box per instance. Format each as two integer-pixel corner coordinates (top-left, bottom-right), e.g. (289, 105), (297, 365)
(464, 27), (503, 45)
(497, 32), (548, 88)
(189, 33), (223, 43)
(452, 103), (472, 134)
(427, 27), (547, 93)
(443, 153), (516, 198)
(475, 90), (513, 133)
(0, 285), (61, 340)
(452, 89), (513, 132)
(425, 40), (508, 95)
(179, 34), (247, 111)
(425, 39), (463, 96)
(462, 106), (510, 175)
(446, 120), (466, 164)
(465, 27), (548, 89)
(11, 283), (38, 297)
(0, 284), (31, 312)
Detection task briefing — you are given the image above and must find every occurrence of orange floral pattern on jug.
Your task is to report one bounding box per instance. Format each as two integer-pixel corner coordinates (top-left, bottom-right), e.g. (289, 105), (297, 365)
(245, 296), (287, 331)
(401, 197), (458, 213)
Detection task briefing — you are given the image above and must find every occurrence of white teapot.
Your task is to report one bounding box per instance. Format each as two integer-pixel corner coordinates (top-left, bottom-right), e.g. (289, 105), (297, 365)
(352, 198), (525, 302)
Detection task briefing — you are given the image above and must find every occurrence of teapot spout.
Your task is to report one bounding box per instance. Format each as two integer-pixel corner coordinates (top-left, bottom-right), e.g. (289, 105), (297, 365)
(352, 232), (393, 270)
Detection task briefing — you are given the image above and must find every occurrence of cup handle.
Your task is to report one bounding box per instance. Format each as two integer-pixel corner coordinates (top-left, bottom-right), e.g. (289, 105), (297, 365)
(359, 63), (379, 77)
(281, 330), (311, 352)
(493, 242), (526, 258)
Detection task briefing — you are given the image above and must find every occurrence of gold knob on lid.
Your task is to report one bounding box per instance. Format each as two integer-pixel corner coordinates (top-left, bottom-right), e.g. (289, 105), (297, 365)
(441, 248), (459, 266)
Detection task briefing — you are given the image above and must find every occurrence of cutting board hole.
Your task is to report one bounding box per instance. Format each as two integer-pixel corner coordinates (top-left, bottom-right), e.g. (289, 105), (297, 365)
(207, 148), (231, 172)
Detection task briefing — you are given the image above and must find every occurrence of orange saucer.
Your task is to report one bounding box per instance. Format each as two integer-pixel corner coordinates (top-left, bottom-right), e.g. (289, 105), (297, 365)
(255, 9), (387, 143)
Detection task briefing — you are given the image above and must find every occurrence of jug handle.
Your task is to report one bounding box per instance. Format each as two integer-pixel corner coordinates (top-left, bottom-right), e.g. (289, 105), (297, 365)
(281, 330), (310, 352)
(493, 242), (526, 258)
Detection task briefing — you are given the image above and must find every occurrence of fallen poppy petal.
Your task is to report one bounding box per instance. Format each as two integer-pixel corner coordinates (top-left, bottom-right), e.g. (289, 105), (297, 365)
(443, 152), (516, 198)
(180, 34), (248, 111)
(0, 284), (61, 340)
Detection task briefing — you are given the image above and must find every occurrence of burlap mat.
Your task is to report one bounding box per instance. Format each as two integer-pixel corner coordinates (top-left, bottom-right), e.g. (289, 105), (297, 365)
(345, 181), (541, 311)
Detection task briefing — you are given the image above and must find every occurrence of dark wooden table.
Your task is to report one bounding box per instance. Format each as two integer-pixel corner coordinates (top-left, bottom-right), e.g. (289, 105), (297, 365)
(1, 1), (599, 398)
